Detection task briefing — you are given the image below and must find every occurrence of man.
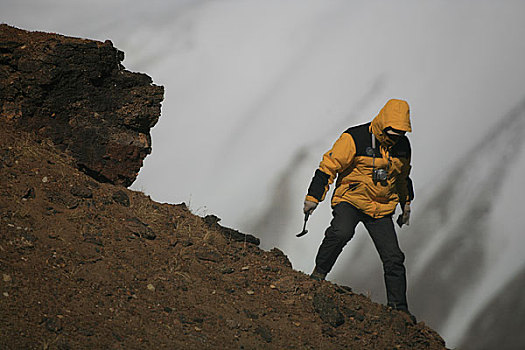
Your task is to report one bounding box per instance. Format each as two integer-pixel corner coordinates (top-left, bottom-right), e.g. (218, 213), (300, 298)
(304, 99), (415, 321)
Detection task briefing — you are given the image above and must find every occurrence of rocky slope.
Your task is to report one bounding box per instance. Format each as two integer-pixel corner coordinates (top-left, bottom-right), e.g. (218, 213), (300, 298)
(0, 25), (447, 349)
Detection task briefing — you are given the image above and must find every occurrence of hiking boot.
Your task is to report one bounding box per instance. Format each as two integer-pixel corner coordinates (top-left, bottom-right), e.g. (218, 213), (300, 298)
(310, 267), (326, 281)
(399, 309), (417, 324)
(388, 303), (417, 324)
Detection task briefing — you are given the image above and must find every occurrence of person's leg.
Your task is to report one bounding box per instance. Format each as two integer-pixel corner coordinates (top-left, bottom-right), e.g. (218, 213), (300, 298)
(363, 215), (409, 311)
(313, 202), (361, 278)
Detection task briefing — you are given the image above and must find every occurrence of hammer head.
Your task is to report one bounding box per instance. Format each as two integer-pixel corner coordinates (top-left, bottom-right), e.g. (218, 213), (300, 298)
(296, 213), (310, 237)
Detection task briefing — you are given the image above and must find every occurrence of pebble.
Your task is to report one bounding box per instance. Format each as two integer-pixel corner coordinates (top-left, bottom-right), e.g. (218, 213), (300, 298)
(147, 284), (155, 291)
(3, 274), (11, 282)
(221, 267), (234, 274)
(246, 290), (255, 295)
(42, 176), (48, 183)
(3, 292), (8, 297)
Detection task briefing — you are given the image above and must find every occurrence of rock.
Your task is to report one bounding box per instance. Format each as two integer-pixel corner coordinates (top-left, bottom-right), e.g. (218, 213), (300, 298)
(196, 248), (222, 263)
(0, 24), (164, 187)
(203, 215), (260, 246)
(163, 306), (173, 313)
(342, 306), (365, 322)
(181, 240), (193, 247)
(2, 274), (12, 282)
(243, 309), (259, 320)
(83, 232), (103, 246)
(42, 316), (63, 334)
(178, 314), (193, 325)
(225, 319), (239, 329)
(70, 184), (93, 198)
(335, 285), (353, 294)
(46, 191), (79, 209)
(45, 207), (61, 216)
(112, 190), (130, 207)
(22, 187), (35, 199)
(221, 267), (235, 274)
(13, 232), (38, 250)
(147, 284), (155, 291)
(255, 325), (272, 343)
(126, 217), (156, 240)
(272, 276), (296, 293)
(0, 149), (15, 168)
(47, 232), (59, 239)
(313, 292), (345, 328)
(77, 326), (95, 337)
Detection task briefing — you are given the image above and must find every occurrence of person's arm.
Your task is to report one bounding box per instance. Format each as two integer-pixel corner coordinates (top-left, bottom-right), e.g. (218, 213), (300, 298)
(396, 162), (414, 206)
(396, 158), (414, 226)
(305, 133), (356, 206)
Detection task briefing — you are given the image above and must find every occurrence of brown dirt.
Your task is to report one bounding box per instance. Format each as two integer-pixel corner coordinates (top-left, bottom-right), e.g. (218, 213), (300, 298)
(0, 123), (448, 349)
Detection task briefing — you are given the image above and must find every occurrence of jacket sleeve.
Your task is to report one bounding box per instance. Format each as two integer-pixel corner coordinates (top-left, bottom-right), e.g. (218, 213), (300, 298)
(396, 161), (414, 205)
(306, 133), (356, 203)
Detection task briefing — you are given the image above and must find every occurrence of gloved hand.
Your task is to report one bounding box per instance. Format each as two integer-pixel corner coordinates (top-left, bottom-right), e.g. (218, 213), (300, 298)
(396, 202), (411, 227)
(303, 200), (318, 215)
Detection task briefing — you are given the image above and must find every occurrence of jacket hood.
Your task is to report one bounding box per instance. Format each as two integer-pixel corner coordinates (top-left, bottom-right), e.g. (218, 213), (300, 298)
(370, 99), (412, 144)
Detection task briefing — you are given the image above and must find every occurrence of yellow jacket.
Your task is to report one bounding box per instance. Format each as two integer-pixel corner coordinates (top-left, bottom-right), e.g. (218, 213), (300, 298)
(306, 99), (413, 218)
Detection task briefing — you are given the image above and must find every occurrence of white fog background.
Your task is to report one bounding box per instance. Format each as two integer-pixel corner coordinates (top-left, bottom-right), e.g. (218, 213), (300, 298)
(2, 1), (525, 348)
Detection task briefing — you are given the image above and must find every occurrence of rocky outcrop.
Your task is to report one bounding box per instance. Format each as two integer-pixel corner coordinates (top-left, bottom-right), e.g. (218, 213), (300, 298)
(0, 24), (163, 186)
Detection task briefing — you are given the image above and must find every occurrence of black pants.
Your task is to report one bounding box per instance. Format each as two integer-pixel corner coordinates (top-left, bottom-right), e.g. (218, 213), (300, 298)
(315, 202), (408, 310)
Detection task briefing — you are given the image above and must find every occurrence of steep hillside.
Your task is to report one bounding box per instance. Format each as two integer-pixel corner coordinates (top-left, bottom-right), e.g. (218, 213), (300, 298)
(0, 25), (447, 349)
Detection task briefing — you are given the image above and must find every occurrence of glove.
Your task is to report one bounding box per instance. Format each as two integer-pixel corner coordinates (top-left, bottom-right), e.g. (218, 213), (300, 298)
(396, 202), (411, 227)
(303, 200), (318, 215)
